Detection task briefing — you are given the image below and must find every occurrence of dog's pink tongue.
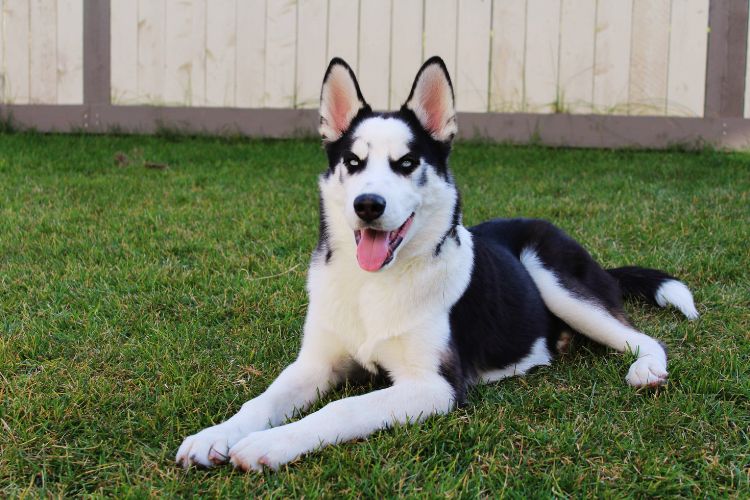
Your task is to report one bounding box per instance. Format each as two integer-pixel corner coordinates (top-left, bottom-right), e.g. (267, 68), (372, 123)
(356, 228), (389, 271)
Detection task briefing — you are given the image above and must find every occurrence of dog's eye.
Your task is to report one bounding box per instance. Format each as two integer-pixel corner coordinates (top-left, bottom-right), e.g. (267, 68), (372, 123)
(396, 155), (418, 169)
(343, 155), (362, 169)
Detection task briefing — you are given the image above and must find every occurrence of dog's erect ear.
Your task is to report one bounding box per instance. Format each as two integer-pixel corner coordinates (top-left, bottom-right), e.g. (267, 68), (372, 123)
(403, 56), (457, 142)
(319, 58), (369, 143)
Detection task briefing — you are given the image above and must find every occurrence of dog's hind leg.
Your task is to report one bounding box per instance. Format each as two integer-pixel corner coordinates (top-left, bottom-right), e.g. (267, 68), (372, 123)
(520, 247), (668, 388)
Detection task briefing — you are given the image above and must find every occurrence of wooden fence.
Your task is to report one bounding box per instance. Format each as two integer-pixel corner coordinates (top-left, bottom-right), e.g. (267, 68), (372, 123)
(2, 0), (750, 149)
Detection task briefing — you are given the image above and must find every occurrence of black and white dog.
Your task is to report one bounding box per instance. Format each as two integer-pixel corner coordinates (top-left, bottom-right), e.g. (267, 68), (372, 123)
(176, 57), (698, 472)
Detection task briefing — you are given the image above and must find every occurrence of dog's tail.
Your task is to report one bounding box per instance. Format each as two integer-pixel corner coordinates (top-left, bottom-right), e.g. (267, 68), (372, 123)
(606, 266), (699, 320)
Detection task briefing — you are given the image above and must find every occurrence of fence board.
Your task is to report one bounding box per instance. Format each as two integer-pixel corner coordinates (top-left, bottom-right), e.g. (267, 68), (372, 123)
(29, 0), (57, 103)
(524, 0), (560, 113)
(296, 0), (327, 109)
(629, 0), (670, 115)
(137, 0), (165, 104)
(56, 0), (83, 104)
(456, 0), (491, 112)
(390, 0), (422, 109)
(558, 0), (595, 113)
(667, 0), (708, 117)
(265, 0), (296, 108)
(593, 0), (632, 114)
(424, 0), (458, 77)
(236, 0), (265, 108)
(165, 0), (198, 106)
(205, 0), (236, 107)
(0, 0), (6, 101)
(490, 0), (526, 112)
(164, 0), (191, 105)
(327, 0), (359, 70)
(358, 0), (391, 110)
(110, 0), (138, 104)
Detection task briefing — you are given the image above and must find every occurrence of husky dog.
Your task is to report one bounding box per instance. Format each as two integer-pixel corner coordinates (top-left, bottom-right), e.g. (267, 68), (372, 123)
(176, 57), (698, 472)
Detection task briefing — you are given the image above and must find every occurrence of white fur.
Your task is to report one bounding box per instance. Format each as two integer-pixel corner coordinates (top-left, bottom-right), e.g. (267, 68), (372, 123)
(655, 279), (699, 320)
(480, 337), (551, 382)
(520, 249), (668, 387)
(176, 115), (474, 471)
(343, 118), (418, 233)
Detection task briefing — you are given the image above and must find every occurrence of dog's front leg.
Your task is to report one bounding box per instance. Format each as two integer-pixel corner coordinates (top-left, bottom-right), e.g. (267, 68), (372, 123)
(175, 344), (343, 468)
(228, 374), (454, 471)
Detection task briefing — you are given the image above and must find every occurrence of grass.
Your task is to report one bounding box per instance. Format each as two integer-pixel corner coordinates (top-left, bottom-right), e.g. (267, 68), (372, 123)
(0, 132), (748, 497)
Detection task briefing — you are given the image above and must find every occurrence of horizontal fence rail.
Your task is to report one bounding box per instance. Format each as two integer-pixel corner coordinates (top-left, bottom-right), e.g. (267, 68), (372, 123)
(1, 0), (750, 149)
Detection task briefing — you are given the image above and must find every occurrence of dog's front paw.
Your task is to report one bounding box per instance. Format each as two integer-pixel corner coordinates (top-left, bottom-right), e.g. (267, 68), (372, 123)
(176, 425), (244, 469)
(229, 428), (305, 472)
(626, 357), (668, 387)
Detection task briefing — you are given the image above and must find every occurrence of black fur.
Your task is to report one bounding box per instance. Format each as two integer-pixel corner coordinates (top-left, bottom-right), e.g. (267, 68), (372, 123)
(443, 218), (687, 402)
(446, 229), (562, 404)
(607, 266), (677, 306)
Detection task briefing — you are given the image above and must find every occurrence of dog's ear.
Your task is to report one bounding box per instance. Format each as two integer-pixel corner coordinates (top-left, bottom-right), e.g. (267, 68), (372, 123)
(319, 58), (370, 143)
(403, 56), (457, 142)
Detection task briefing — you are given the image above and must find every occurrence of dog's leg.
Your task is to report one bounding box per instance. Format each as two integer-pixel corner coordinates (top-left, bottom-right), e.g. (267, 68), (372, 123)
(175, 334), (345, 468)
(521, 249), (668, 387)
(228, 374), (454, 471)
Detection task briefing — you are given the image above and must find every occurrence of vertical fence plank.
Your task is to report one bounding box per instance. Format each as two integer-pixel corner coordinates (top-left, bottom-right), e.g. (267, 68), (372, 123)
(456, 0), (491, 112)
(29, 0), (58, 103)
(265, 0), (296, 108)
(629, 0), (670, 115)
(236, 0), (265, 108)
(524, 0), (560, 113)
(558, 0), (595, 113)
(57, 0), (83, 104)
(424, 0), (458, 76)
(296, 0), (327, 109)
(490, 0), (526, 112)
(705, 1), (748, 118)
(0, 0), (6, 101)
(746, 11), (750, 117)
(137, 0), (165, 104)
(189, 0), (207, 106)
(592, 0), (632, 114)
(359, 0), (391, 110)
(389, 0), (422, 108)
(165, 0), (199, 106)
(328, 0), (359, 69)
(111, 0), (138, 104)
(667, 0), (708, 117)
(205, 0), (236, 107)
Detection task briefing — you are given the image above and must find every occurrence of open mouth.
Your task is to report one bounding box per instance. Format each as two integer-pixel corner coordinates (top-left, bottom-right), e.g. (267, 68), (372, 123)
(354, 213), (415, 272)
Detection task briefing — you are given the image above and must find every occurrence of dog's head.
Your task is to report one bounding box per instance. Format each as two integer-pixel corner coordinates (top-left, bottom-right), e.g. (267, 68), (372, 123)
(318, 57), (460, 272)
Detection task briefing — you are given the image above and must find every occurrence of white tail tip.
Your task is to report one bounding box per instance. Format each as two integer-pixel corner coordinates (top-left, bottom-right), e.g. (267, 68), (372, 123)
(655, 280), (699, 320)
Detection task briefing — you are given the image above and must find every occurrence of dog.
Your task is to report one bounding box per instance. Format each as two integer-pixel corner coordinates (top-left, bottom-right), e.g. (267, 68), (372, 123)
(176, 57), (698, 472)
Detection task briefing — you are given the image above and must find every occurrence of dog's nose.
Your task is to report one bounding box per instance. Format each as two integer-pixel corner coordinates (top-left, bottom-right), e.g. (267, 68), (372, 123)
(354, 193), (386, 222)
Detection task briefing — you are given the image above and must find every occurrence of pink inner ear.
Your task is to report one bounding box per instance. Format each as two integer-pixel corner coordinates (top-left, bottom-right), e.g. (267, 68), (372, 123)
(420, 76), (447, 134)
(329, 79), (354, 133)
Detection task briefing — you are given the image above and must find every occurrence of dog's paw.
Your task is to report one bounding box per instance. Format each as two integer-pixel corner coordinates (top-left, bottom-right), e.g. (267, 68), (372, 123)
(176, 425), (243, 469)
(229, 428), (304, 472)
(626, 357), (668, 388)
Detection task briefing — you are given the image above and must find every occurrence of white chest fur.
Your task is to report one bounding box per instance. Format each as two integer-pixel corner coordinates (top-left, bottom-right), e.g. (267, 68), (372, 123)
(305, 226), (474, 376)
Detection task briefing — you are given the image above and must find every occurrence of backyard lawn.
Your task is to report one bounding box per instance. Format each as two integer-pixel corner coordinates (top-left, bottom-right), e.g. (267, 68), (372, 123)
(0, 133), (748, 496)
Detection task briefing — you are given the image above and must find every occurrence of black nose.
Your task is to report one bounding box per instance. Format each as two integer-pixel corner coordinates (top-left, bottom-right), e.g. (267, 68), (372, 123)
(354, 193), (386, 222)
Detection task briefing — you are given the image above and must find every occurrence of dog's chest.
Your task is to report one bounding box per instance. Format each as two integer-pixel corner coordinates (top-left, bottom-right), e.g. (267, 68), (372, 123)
(307, 231), (475, 370)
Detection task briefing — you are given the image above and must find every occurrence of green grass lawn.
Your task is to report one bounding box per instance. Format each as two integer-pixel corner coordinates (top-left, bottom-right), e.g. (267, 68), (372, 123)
(0, 133), (748, 497)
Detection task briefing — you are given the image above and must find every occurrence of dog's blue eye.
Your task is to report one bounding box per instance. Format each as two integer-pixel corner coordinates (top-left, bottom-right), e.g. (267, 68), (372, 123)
(398, 156), (417, 169)
(344, 155), (361, 168)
